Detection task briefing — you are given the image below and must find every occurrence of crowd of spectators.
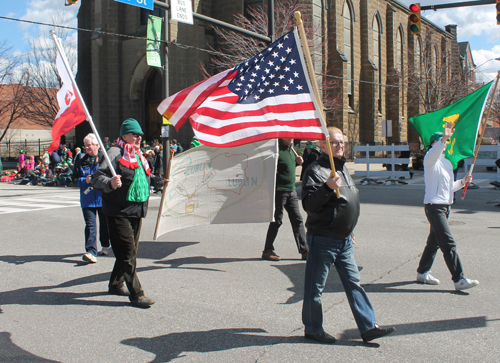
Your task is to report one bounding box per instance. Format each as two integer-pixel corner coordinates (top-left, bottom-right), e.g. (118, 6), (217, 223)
(0, 136), (187, 186)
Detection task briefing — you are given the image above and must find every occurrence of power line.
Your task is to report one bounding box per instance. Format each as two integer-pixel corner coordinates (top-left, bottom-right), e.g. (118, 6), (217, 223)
(0, 15), (469, 93)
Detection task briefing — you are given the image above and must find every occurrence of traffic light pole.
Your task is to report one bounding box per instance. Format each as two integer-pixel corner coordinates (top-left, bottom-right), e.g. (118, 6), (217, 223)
(420, 0), (495, 11)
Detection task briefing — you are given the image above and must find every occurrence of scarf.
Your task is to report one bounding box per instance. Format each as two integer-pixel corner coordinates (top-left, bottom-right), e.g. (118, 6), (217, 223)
(116, 138), (151, 176)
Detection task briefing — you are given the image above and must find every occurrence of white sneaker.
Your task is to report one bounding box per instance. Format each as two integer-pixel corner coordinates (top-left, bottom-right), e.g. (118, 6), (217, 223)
(82, 253), (97, 263)
(417, 272), (440, 285)
(99, 247), (112, 256)
(454, 277), (479, 291)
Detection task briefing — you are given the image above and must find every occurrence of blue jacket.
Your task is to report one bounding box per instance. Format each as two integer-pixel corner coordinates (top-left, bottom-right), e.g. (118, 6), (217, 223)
(74, 152), (104, 208)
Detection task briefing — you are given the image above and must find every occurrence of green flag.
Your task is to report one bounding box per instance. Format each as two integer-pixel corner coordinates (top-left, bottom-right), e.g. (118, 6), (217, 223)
(409, 81), (493, 169)
(146, 15), (163, 68)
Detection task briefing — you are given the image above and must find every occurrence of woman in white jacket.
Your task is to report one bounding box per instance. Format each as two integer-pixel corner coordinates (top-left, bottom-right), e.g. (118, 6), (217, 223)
(416, 122), (479, 291)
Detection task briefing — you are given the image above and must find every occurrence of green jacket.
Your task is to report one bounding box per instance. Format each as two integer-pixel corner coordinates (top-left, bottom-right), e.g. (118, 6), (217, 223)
(275, 140), (298, 192)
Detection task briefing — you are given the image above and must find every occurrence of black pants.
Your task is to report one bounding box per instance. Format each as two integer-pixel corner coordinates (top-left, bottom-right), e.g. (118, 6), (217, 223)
(106, 216), (144, 300)
(417, 204), (464, 282)
(264, 190), (308, 254)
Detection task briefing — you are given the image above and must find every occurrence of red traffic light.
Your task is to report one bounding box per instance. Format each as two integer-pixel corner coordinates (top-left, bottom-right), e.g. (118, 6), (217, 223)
(409, 3), (421, 35)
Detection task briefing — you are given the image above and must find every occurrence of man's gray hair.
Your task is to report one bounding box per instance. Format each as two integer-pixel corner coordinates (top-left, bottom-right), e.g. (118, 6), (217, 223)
(83, 133), (99, 145)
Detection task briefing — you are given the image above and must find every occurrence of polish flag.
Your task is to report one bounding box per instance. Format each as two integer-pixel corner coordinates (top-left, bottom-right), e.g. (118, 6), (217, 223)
(48, 53), (87, 153)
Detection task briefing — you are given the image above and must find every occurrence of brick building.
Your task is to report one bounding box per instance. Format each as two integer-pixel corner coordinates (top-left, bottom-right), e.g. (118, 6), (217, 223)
(76, 0), (466, 150)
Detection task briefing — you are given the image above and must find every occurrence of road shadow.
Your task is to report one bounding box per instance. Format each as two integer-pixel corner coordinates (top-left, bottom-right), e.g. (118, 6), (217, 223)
(0, 241), (198, 266)
(361, 281), (472, 294)
(0, 265), (165, 308)
(338, 316), (487, 342)
(121, 328), (371, 363)
(154, 256), (261, 271)
(0, 332), (61, 362)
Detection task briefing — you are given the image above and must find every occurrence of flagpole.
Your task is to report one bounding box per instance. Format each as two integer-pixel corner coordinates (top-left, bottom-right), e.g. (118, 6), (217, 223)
(294, 12), (339, 198)
(153, 148), (175, 240)
(50, 31), (117, 177)
(462, 71), (500, 199)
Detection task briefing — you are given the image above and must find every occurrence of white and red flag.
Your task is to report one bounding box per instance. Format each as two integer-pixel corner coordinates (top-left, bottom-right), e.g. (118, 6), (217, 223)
(157, 28), (327, 147)
(48, 52), (87, 153)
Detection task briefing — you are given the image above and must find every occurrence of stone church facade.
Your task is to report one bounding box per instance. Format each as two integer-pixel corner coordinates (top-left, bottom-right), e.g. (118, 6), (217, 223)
(76, 0), (464, 150)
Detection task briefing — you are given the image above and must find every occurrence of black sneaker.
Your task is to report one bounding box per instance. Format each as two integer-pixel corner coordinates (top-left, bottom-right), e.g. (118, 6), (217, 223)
(305, 331), (336, 344)
(131, 296), (155, 308)
(361, 325), (395, 343)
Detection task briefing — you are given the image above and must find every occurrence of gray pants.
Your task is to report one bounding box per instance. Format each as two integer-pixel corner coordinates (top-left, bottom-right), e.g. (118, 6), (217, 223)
(417, 204), (464, 282)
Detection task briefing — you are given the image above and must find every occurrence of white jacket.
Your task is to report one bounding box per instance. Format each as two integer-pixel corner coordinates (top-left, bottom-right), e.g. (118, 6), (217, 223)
(423, 140), (463, 205)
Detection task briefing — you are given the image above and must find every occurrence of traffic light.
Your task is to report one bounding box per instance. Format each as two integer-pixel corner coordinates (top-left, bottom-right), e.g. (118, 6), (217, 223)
(409, 3), (421, 35)
(497, 0), (500, 25)
(66, 0), (78, 5)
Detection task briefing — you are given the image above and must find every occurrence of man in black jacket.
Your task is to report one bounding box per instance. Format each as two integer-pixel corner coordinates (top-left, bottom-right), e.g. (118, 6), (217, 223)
(301, 126), (394, 344)
(92, 118), (164, 308)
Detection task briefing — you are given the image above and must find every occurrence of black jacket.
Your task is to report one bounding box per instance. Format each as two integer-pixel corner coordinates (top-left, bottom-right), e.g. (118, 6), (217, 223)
(301, 153), (360, 239)
(92, 144), (163, 218)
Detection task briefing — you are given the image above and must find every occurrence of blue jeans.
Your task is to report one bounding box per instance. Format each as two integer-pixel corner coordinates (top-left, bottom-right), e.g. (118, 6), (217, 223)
(82, 207), (110, 257)
(302, 234), (377, 335)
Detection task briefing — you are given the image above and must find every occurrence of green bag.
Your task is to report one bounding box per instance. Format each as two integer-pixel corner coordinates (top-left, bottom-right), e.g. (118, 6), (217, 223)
(126, 156), (149, 203)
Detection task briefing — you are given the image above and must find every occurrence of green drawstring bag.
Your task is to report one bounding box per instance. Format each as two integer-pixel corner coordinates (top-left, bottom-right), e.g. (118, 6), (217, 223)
(126, 156), (149, 203)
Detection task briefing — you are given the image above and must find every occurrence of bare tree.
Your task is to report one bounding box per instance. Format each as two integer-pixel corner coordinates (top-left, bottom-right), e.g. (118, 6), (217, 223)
(406, 32), (471, 114)
(201, 0), (341, 113)
(21, 12), (77, 127)
(0, 41), (30, 143)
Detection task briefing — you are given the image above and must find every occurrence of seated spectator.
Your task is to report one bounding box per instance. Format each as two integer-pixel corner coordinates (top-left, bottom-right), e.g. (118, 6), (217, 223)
(58, 162), (73, 187)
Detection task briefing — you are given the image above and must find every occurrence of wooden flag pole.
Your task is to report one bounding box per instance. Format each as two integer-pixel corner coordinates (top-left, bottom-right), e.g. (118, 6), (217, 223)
(154, 148), (176, 240)
(462, 71), (500, 199)
(294, 12), (340, 198)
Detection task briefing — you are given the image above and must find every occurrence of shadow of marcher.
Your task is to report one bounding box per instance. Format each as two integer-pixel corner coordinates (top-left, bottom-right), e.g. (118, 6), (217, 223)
(338, 315), (487, 342)
(122, 328), (307, 363)
(0, 332), (61, 362)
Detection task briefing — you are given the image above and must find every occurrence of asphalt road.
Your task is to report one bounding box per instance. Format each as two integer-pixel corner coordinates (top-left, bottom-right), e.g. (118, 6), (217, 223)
(1, 167), (500, 362)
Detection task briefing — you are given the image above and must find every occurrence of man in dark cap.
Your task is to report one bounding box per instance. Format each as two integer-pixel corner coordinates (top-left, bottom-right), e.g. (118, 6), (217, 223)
(92, 118), (165, 308)
(416, 122), (478, 291)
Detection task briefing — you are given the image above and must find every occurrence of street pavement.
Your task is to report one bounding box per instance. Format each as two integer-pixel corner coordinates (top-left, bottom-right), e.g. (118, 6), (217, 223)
(1, 163), (500, 362)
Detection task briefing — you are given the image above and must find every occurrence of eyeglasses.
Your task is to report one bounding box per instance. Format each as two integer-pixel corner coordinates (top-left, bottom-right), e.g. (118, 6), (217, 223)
(328, 141), (345, 147)
(131, 133), (143, 138)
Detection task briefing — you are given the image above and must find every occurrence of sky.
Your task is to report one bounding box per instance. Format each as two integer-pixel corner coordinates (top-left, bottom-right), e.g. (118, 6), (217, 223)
(0, 0), (499, 82)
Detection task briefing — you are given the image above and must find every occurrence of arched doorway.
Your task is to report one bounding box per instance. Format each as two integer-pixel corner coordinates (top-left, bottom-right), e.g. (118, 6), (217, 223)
(144, 69), (163, 142)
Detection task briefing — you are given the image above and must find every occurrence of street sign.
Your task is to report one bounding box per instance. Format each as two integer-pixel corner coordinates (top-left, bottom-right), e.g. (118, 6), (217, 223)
(113, 0), (153, 11)
(171, 0), (194, 25)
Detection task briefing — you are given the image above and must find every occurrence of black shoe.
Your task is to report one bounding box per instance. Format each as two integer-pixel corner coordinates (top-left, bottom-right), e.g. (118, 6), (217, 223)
(131, 295), (155, 308)
(108, 284), (130, 296)
(304, 331), (336, 344)
(361, 325), (395, 343)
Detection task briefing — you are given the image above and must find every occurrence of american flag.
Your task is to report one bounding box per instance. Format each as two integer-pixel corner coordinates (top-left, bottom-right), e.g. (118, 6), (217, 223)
(157, 28), (327, 147)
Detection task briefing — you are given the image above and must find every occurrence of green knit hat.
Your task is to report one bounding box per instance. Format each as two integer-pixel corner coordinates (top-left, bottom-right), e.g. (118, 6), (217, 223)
(120, 118), (143, 137)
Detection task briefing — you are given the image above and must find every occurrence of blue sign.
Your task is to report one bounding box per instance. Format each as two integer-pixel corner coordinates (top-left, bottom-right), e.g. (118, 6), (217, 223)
(114, 0), (154, 10)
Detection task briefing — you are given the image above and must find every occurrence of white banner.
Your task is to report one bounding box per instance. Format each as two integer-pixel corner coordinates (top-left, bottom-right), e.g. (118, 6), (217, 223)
(154, 139), (278, 237)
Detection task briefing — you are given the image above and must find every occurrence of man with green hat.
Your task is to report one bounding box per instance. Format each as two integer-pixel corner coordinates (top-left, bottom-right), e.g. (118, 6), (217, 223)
(92, 118), (166, 308)
(416, 122), (479, 291)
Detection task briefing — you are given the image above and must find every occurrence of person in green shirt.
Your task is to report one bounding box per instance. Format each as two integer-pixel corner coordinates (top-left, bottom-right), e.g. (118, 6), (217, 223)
(262, 138), (308, 261)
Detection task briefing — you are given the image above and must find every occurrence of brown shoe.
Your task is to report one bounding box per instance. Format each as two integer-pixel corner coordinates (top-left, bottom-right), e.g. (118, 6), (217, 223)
(131, 295), (155, 308)
(301, 252), (308, 260)
(262, 249), (280, 261)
